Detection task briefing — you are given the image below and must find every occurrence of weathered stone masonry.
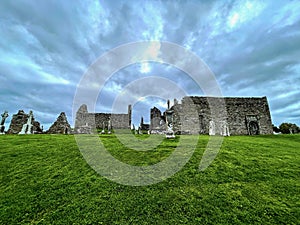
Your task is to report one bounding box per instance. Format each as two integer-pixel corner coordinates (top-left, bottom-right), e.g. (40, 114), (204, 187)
(151, 96), (273, 135)
(75, 104), (132, 133)
(7, 110), (42, 134)
(75, 96), (273, 135)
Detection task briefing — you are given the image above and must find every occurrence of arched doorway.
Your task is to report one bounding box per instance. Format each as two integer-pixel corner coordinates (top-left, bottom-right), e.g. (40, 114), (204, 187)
(249, 121), (259, 135)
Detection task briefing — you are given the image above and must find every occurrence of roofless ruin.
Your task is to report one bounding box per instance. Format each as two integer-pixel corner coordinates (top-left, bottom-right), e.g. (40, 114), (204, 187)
(74, 96), (273, 136)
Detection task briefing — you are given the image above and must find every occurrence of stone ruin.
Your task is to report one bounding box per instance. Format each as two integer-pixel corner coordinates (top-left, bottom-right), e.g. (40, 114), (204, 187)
(7, 110), (43, 134)
(74, 104), (132, 134)
(149, 107), (166, 134)
(74, 96), (273, 136)
(46, 112), (72, 134)
(1, 96), (273, 136)
(150, 96), (273, 135)
(139, 116), (150, 133)
(3, 110), (72, 135)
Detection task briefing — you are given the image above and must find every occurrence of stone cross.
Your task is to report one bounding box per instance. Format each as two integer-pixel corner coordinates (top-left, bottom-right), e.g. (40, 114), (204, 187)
(1, 111), (9, 126)
(19, 111), (34, 134)
(0, 110), (9, 134)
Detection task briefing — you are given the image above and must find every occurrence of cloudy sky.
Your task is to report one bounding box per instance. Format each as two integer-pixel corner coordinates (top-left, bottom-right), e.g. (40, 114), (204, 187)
(0, 0), (299, 130)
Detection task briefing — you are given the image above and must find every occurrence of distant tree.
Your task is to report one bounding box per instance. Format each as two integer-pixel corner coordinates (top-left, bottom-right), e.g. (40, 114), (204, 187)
(279, 123), (299, 134)
(272, 124), (280, 133)
(291, 124), (300, 133)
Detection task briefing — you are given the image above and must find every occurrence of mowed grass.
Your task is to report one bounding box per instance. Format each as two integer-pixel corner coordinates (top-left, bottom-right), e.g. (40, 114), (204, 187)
(0, 134), (299, 224)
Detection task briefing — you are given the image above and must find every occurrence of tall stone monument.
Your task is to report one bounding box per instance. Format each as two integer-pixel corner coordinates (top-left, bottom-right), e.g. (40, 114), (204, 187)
(0, 111), (9, 134)
(108, 118), (112, 134)
(100, 121), (105, 134)
(19, 111), (34, 134)
(165, 108), (175, 139)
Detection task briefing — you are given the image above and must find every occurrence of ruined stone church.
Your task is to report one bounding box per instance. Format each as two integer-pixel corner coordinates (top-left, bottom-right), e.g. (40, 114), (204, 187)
(74, 96), (273, 135)
(150, 96), (273, 135)
(74, 104), (132, 133)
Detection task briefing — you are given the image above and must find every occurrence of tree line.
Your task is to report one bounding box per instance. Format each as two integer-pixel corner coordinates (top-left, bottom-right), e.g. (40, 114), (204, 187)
(273, 123), (300, 134)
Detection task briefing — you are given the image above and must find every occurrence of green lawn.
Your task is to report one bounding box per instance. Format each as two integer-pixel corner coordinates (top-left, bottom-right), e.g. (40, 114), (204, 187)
(0, 134), (299, 224)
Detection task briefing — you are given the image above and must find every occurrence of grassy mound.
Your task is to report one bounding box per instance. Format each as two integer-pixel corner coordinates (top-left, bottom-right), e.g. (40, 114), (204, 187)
(0, 134), (299, 224)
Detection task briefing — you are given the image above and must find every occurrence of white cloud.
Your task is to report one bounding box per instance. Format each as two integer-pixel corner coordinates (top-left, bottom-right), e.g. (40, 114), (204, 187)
(140, 62), (151, 73)
(226, 0), (266, 31)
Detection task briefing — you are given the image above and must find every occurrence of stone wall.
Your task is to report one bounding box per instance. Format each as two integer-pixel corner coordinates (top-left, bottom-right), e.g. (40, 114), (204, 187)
(224, 97), (272, 135)
(169, 96), (273, 135)
(75, 104), (131, 133)
(47, 112), (72, 134)
(150, 107), (166, 131)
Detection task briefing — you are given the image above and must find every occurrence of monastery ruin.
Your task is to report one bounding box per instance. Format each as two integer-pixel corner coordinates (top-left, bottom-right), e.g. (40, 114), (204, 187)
(150, 96), (273, 135)
(1, 96), (273, 136)
(74, 96), (273, 136)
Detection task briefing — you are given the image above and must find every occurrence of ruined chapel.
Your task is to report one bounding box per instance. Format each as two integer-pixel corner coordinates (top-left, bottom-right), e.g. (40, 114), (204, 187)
(150, 96), (273, 135)
(74, 96), (273, 136)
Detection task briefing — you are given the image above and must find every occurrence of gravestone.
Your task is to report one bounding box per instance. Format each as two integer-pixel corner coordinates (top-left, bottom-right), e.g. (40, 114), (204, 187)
(108, 118), (112, 134)
(209, 120), (216, 136)
(165, 109), (175, 139)
(220, 121), (230, 136)
(47, 112), (72, 134)
(0, 111), (9, 134)
(100, 121), (105, 134)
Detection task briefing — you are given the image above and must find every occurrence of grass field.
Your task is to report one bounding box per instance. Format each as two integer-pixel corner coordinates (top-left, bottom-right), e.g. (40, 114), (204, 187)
(0, 134), (299, 224)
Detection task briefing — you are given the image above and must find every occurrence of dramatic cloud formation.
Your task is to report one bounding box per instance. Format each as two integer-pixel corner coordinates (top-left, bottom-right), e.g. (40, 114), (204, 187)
(0, 0), (299, 129)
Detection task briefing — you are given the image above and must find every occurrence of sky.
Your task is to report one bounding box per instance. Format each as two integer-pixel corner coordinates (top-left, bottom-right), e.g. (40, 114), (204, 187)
(0, 0), (300, 130)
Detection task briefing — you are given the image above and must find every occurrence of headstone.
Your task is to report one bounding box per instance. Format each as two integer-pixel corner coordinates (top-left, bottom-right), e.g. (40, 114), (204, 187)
(101, 121), (105, 134)
(19, 111), (34, 134)
(220, 121), (230, 136)
(0, 110), (9, 134)
(165, 109), (175, 139)
(46, 112), (72, 134)
(108, 118), (112, 134)
(209, 120), (215, 136)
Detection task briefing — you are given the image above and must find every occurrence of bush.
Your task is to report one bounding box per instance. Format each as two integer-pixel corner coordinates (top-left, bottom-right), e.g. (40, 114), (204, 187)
(279, 122), (299, 134)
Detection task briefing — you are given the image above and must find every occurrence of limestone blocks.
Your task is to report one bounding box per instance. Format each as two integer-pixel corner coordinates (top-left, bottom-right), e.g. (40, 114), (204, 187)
(46, 112), (72, 134)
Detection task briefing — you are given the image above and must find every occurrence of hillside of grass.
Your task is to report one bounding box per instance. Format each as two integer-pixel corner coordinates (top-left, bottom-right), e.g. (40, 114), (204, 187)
(0, 134), (299, 224)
